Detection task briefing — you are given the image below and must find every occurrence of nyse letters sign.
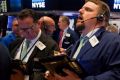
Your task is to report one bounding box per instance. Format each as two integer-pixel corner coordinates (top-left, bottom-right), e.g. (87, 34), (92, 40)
(114, 0), (120, 9)
(32, 0), (45, 8)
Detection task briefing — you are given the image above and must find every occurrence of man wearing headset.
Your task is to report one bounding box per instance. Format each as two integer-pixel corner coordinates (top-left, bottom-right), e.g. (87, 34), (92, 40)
(46, 0), (120, 80)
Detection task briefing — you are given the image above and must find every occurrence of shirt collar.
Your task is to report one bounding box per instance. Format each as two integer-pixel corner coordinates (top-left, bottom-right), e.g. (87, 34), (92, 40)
(81, 28), (100, 38)
(25, 29), (41, 43)
(63, 27), (68, 33)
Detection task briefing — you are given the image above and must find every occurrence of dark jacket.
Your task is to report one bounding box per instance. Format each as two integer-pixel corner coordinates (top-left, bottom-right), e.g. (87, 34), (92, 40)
(71, 27), (120, 80)
(0, 43), (11, 80)
(9, 31), (59, 80)
(60, 28), (79, 49)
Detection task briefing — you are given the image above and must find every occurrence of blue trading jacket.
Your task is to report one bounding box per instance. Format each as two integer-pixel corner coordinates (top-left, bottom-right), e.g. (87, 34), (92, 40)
(70, 27), (120, 80)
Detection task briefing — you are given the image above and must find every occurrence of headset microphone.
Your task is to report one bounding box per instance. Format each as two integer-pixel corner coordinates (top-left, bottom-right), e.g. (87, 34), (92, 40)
(96, 14), (104, 21)
(81, 17), (97, 23)
(81, 14), (104, 23)
(76, 13), (104, 32)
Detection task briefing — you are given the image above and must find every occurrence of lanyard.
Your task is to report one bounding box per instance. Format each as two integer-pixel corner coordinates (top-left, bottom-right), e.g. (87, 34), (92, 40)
(20, 39), (39, 61)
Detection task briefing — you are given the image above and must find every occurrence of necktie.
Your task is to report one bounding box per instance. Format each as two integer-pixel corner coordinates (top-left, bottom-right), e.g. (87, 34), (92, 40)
(59, 31), (64, 48)
(21, 40), (30, 60)
(72, 36), (88, 59)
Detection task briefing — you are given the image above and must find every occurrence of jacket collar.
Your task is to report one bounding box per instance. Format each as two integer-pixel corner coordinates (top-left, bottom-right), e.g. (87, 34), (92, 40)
(70, 27), (106, 59)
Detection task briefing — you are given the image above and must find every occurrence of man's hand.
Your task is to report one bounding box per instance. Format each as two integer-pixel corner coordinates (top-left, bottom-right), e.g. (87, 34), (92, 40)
(60, 48), (66, 53)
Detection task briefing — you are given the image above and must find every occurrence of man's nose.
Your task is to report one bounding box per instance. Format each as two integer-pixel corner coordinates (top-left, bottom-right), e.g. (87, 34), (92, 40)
(79, 8), (84, 15)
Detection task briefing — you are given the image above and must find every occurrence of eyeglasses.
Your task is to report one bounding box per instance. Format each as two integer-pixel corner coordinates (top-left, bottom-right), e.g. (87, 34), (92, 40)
(19, 24), (35, 32)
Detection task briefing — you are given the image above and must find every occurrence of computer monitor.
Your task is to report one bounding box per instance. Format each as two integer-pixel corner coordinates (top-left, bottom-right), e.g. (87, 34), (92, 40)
(7, 16), (16, 31)
(7, 0), (22, 12)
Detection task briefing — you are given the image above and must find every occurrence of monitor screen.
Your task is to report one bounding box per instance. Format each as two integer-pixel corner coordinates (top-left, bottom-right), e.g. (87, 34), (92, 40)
(0, 0), (7, 12)
(107, 0), (120, 12)
(32, 0), (45, 9)
(8, 0), (120, 12)
(7, 0), (22, 12)
(7, 0), (84, 11)
(7, 16), (16, 30)
(31, 0), (84, 11)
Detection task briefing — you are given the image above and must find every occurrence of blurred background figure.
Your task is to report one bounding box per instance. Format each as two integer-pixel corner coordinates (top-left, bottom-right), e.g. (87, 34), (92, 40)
(0, 18), (20, 47)
(58, 16), (79, 50)
(106, 23), (118, 33)
(112, 23), (120, 34)
(0, 28), (3, 38)
(0, 43), (11, 80)
(38, 16), (56, 37)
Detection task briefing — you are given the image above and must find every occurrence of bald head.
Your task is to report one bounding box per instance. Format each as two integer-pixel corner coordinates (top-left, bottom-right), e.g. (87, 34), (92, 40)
(38, 16), (56, 35)
(38, 16), (55, 28)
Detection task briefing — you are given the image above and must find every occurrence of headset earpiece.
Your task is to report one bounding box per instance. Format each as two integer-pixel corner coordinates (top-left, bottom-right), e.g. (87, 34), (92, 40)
(97, 14), (104, 21)
(96, 11), (106, 22)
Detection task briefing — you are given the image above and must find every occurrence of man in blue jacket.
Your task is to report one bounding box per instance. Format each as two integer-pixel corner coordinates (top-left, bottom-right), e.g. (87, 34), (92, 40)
(0, 18), (20, 47)
(58, 16), (79, 52)
(46, 0), (120, 80)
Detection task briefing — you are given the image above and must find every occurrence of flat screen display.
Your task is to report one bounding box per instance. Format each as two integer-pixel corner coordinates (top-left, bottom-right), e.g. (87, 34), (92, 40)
(7, 16), (16, 30)
(7, 0), (22, 12)
(107, 0), (120, 12)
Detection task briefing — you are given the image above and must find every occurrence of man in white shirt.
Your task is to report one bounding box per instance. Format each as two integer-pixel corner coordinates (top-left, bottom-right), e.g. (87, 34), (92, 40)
(9, 9), (59, 80)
